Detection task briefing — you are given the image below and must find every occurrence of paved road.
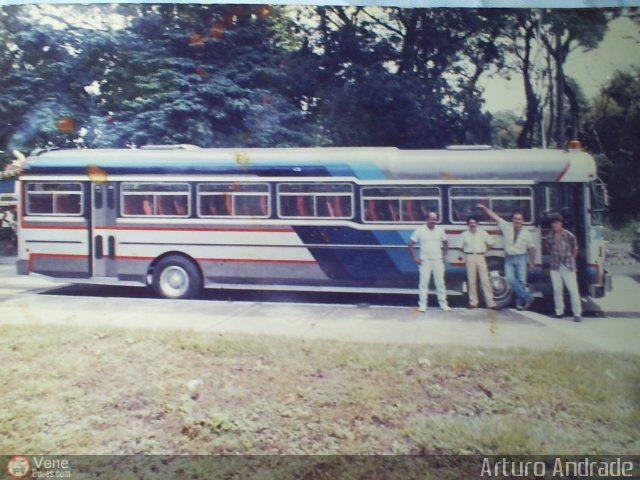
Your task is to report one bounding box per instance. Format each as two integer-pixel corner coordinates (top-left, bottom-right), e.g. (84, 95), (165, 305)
(1, 258), (639, 355)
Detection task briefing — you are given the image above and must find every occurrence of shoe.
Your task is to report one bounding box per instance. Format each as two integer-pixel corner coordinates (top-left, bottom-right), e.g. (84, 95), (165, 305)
(554, 313), (564, 319)
(468, 305), (477, 309)
(418, 306), (426, 313)
(573, 315), (582, 323)
(516, 305), (524, 311)
(523, 297), (535, 310)
(488, 304), (499, 310)
(441, 305), (452, 312)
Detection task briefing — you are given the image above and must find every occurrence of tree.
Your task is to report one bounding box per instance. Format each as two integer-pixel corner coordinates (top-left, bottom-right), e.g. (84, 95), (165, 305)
(90, 4), (315, 148)
(539, 9), (609, 147)
(289, 7), (505, 148)
(582, 70), (640, 223)
(0, 6), (85, 155)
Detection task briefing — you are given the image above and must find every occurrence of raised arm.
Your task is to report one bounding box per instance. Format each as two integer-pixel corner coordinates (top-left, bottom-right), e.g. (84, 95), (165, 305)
(476, 203), (503, 223)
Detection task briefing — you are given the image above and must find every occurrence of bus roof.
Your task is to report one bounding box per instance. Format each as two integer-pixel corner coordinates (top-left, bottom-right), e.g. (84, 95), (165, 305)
(22, 147), (597, 182)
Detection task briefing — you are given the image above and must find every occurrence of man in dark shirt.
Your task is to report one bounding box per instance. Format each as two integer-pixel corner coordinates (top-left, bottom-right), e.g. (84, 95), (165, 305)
(544, 213), (582, 322)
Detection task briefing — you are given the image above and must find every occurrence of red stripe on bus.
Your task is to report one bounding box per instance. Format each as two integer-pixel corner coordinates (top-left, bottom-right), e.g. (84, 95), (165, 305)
(99, 226), (294, 233)
(22, 225), (87, 230)
(116, 256), (317, 265)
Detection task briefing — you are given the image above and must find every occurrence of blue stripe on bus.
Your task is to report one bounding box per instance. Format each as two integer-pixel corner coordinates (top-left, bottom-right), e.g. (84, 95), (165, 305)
(325, 163), (386, 180)
(371, 230), (415, 273)
(293, 226), (418, 281)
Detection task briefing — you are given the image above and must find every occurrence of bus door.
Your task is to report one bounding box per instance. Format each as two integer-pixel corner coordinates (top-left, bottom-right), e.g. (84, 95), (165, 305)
(91, 182), (118, 278)
(542, 183), (588, 294)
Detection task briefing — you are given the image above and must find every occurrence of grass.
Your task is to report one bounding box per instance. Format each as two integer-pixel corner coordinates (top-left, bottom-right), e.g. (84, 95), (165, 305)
(0, 324), (638, 457)
(605, 220), (640, 243)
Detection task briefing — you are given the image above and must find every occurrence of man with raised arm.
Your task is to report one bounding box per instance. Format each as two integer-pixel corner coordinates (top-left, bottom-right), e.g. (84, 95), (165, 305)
(477, 204), (535, 311)
(409, 211), (451, 313)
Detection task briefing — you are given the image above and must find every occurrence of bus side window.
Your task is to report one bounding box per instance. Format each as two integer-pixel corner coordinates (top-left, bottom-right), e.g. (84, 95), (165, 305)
(157, 196), (170, 215)
(388, 202), (400, 222)
(375, 199), (394, 221)
(259, 196), (268, 217)
(365, 200), (378, 222)
(478, 200), (490, 222)
(142, 196), (153, 215)
(53, 194), (66, 214)
(28, 195), (51, 214)
(296, 196), (311, 217)
(223, 194), (232, 216)
(61, 194), (81, 214)
(173, 197), (187, 216)
(334, 196), (346, 218)
(323, 197), (335, 217)
(403, 200), (416, 222)
(200, 197), (213, 216)
(123, 196), (140, 215)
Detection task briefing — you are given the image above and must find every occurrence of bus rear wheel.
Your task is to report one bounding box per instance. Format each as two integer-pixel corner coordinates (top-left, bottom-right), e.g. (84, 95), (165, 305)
(152, 255), (202, 299)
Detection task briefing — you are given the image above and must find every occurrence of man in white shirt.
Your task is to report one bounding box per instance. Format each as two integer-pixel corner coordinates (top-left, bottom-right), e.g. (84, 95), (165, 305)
(461, 216), (497, 309)
(409, 211), (451, 313)
(477, 204), (535, 310)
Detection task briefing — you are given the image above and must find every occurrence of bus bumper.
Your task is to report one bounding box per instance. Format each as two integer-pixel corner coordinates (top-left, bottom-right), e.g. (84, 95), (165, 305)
(590, 269), (612, 298)
(17, 259), (28, 276)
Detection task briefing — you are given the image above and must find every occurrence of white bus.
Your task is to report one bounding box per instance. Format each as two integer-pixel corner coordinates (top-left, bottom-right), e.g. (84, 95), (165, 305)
(16, 145), (610, 307)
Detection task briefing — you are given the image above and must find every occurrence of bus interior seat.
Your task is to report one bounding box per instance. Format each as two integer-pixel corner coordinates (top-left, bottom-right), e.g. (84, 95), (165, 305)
(142, 196), (153, 215)
(173, 197), (186, 216)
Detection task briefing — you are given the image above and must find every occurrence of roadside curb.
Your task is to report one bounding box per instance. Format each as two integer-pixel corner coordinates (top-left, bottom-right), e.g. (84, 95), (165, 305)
(0, 255), (16, 265)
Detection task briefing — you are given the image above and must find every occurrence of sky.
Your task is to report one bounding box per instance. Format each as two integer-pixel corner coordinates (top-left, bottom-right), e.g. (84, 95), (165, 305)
(481, 15), (640, 112)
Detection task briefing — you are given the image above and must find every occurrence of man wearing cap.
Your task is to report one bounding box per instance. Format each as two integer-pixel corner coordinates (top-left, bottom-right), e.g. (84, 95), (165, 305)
(545, 213), (582, 322)
(409, 211), (451, 313)
(461, 216), (497, 309)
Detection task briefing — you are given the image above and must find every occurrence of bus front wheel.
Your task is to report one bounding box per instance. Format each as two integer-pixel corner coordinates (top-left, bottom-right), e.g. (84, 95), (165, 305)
(152, 255), (203, 299)
(488, 269), (513, 309)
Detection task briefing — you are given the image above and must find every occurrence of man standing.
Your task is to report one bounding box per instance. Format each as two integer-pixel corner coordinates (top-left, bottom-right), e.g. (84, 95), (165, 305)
(477, 204), (535, 310)
(461, 216), (497, 309)
(409, 211), (451, 312)
(545, 213), (582, 322)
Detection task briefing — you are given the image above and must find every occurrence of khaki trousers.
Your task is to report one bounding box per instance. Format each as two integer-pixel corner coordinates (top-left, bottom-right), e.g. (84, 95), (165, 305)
(466, 254), (496, 308)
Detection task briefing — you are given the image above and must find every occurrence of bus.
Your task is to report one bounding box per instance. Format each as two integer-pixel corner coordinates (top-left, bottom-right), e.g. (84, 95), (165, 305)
(16, 145), (610, 307)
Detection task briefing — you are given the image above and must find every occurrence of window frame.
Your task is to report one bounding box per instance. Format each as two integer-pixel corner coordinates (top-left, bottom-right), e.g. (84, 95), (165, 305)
(277, 182), (354, 220)
(120, 182), (191, 218)
(449, 185), (534, 225)
(197, 182), (271, 219)
(361, 186), (441, 224)
(25, 181), (84, 217)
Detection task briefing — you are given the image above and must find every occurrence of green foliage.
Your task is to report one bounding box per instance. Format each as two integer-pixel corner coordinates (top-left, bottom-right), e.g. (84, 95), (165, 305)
(582, 69), (640, 222)
(0, 5), (510, 152)
(0, 3), (625, 164)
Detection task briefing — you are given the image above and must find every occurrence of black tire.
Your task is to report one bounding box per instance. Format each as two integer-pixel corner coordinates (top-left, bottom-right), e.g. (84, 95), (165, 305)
(152, 255), (202, 299)
(487, 259), (513, 309)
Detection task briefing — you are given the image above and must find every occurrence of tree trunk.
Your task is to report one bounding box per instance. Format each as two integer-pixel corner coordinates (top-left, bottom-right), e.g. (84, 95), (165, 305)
(554, 34), (566, 148)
